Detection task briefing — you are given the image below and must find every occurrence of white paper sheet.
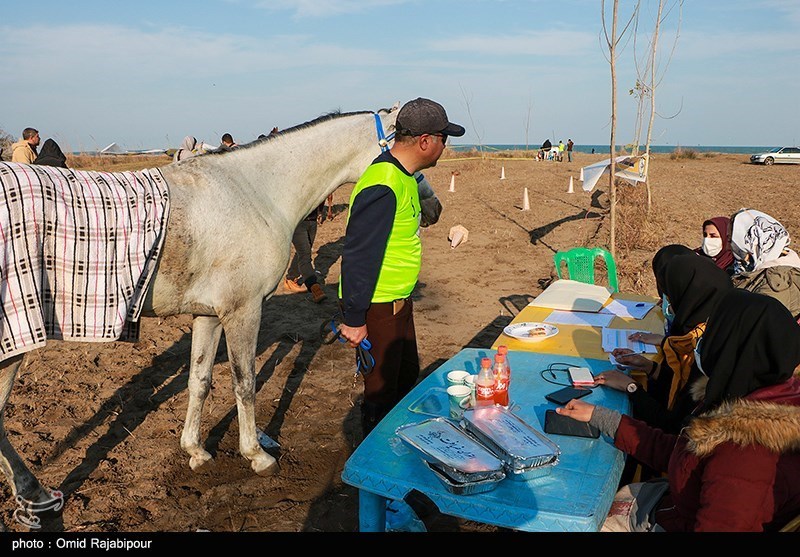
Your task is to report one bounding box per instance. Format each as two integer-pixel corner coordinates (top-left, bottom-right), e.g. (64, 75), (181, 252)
(600, 299), (656, 320)
(601, 328), (659, 354)
(543, 310), (615, 328)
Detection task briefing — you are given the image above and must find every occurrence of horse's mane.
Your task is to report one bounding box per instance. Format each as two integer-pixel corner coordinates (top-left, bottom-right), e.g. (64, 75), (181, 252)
(205, 110), (374, 156)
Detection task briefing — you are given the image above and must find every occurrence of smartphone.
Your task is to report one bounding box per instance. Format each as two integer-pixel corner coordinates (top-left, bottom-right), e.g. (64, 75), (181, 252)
(544, 409), (600, 438)
(545, 386), (592, 405)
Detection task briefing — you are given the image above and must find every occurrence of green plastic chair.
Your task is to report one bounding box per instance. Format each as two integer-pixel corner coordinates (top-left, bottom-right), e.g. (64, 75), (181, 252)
(553, 247), (619, 293)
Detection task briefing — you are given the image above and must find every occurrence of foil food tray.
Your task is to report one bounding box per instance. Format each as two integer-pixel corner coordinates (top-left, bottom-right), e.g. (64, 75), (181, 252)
(396, 418), (505, 481)
(461, 406), (560, 477)
(423, 461), (505, 495)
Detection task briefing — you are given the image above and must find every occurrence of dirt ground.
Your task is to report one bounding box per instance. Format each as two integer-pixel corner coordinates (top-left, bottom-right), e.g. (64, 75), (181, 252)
(1, 151), (797, 535)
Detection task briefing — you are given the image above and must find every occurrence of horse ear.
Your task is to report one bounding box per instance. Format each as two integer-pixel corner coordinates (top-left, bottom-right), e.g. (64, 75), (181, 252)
(391, 101), (400, 112)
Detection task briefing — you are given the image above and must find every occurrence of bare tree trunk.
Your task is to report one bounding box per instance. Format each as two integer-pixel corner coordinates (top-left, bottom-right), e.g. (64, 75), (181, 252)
(608, 0), (620, 258)
(644, 0), (664, 213)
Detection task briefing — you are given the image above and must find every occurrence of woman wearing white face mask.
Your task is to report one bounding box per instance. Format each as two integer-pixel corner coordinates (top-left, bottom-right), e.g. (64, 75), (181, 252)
(693, 216), (735, 276)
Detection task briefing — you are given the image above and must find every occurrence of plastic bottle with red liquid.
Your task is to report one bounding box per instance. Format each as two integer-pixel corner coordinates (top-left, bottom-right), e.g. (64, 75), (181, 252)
(475, 357), (496, 407)
(492, 352), (510, 407)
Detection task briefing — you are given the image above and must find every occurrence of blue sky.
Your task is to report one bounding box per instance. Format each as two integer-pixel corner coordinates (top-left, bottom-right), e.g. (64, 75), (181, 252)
(2, 1), (798, 151)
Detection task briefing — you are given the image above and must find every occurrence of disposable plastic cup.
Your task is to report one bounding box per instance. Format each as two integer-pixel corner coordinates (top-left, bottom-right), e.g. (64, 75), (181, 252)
(447, 385), (472, 419)
(446, 370), (470, 386)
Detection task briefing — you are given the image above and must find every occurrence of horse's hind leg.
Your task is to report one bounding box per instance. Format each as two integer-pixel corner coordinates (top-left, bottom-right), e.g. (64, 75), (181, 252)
(0, 356), (50, 503)
(180, 315), (223, 471)
(222, 304), (278, 477)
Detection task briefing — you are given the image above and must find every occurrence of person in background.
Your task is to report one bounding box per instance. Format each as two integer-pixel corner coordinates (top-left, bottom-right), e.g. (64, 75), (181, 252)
(173, 136), (203, 162)
(11, 127), (40, 163)
(284, 201), (327, 304)
(567, 138), (574, 162)
(338, 97), (465, 437)
(557, 139), (565, 162)
(694, 216), (734, 275)
(730, 208), (800, 321)
(219, 133), (237, 151)
(31, 138), (68, 168)
(558, 289), (800, 532)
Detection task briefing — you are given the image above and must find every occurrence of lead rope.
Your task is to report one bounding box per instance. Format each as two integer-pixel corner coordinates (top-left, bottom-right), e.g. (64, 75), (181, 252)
(374, 113), (395, 153)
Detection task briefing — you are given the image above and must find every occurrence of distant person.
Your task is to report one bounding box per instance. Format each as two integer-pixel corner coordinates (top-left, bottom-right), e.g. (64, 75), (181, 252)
(173, 136), (203, 162)
(284, 201), (327, 304)
(31, 138), (68, 168)
(219, 133), (237, 151)
(567, 138), (574, 162)
(558, 140), (565, 162)
(11, 127), (40, 164)
(694, 216), (735, 275)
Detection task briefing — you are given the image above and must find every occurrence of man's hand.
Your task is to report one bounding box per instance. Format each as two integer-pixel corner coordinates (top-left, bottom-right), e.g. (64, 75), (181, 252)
(340, 324), (368, 348)
(555, 398), (594, 422)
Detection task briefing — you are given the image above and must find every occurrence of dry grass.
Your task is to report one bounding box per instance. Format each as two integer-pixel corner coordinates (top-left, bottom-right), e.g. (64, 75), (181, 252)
(66, 154), (173, 172)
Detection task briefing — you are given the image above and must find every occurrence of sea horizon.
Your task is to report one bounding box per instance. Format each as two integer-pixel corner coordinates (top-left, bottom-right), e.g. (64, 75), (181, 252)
(448, 144), (775, 155)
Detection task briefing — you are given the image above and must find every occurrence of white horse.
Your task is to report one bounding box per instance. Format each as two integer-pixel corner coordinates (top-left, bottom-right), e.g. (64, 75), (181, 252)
(0, 104), (443, 521)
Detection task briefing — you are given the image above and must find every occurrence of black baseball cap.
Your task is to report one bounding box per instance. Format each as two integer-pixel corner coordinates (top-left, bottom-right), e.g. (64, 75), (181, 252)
(395, 97), (465, 137)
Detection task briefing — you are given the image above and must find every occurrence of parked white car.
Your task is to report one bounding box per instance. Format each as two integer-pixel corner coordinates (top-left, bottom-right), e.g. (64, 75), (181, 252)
(750, 146), (800, 165)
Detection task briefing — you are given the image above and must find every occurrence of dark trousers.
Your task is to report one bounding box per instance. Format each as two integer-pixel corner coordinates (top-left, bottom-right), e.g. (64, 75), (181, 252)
(360, 298), (419, 435)
(287, 219), (318, 287)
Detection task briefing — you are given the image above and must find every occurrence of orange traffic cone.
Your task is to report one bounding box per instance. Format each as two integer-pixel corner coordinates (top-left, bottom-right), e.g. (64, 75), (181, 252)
(522, 188), (530, 211)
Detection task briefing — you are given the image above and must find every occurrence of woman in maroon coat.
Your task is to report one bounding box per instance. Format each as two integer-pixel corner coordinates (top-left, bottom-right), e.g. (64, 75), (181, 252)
(558, 288), (800, 531)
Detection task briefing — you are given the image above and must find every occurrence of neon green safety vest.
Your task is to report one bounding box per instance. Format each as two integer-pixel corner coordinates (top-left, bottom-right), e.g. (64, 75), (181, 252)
(340, 161), (422, 302)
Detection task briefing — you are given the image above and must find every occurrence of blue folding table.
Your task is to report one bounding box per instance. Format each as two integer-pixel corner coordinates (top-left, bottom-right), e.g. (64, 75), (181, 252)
(341, 347), (630, 532)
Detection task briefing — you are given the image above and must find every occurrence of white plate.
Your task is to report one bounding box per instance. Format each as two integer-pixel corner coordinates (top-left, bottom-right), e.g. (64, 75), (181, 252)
(503, 322), (559, 342)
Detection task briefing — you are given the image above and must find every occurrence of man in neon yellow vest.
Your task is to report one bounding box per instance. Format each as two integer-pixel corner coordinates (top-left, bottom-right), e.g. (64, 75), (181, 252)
(339, 98), (465, 437)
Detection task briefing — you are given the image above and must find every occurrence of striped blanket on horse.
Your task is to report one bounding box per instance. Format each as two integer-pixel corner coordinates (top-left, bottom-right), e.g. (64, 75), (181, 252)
(0, 162), (170, 362)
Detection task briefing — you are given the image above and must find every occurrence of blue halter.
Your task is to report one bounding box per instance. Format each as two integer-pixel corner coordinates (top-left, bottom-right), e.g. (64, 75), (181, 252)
(374, 113), (395, 153)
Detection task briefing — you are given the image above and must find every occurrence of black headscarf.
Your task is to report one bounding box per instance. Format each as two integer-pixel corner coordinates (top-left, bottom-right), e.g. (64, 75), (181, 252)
(662, 253), (733, 336)
(651, 244), (696, 298)
(699, 289), (800, 408)
(32, 138), (67, 168)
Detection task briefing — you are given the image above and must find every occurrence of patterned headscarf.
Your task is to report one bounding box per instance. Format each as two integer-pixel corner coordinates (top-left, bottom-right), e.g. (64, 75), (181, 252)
(730, 209), (790, 273)
(699, 289), (800, 408)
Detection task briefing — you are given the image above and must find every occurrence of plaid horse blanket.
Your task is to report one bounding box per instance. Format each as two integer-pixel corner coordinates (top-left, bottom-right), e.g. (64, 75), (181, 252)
(0, 162), (170, 362)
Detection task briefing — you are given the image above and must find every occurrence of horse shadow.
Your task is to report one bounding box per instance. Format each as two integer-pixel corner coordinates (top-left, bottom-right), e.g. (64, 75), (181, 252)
(32, 284), (337, 531)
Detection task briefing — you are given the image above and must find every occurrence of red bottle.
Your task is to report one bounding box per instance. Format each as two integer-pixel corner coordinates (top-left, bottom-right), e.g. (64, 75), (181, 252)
(493, 353), (510, 407)
(475, 357), (496, 407)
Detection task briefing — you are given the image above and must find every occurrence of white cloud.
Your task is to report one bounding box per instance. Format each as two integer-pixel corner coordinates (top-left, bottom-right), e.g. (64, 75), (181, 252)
(254, 0), (412, 18)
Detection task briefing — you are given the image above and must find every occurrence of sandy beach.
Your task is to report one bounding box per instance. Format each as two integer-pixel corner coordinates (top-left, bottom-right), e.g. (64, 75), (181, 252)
(2, 150), (797, 532)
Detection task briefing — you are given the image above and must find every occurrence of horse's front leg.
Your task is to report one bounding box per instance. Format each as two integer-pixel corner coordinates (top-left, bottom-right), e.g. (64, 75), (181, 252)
(221, 303), (278, 477)
(0, 356), (53, 506)
(180, 315), (223, 471)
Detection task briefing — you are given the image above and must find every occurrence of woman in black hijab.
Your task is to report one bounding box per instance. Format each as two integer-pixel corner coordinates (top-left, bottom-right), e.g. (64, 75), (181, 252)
(561, 289), (800, 531)
(603, 254), (733, 431)
(651, 244), (696, 299)
(32, 138), (68, 168)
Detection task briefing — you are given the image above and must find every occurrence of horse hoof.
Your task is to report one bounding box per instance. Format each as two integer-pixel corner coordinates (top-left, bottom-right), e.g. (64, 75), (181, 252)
(189, 452), (214, 471)
(251, 455), (279, 477)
